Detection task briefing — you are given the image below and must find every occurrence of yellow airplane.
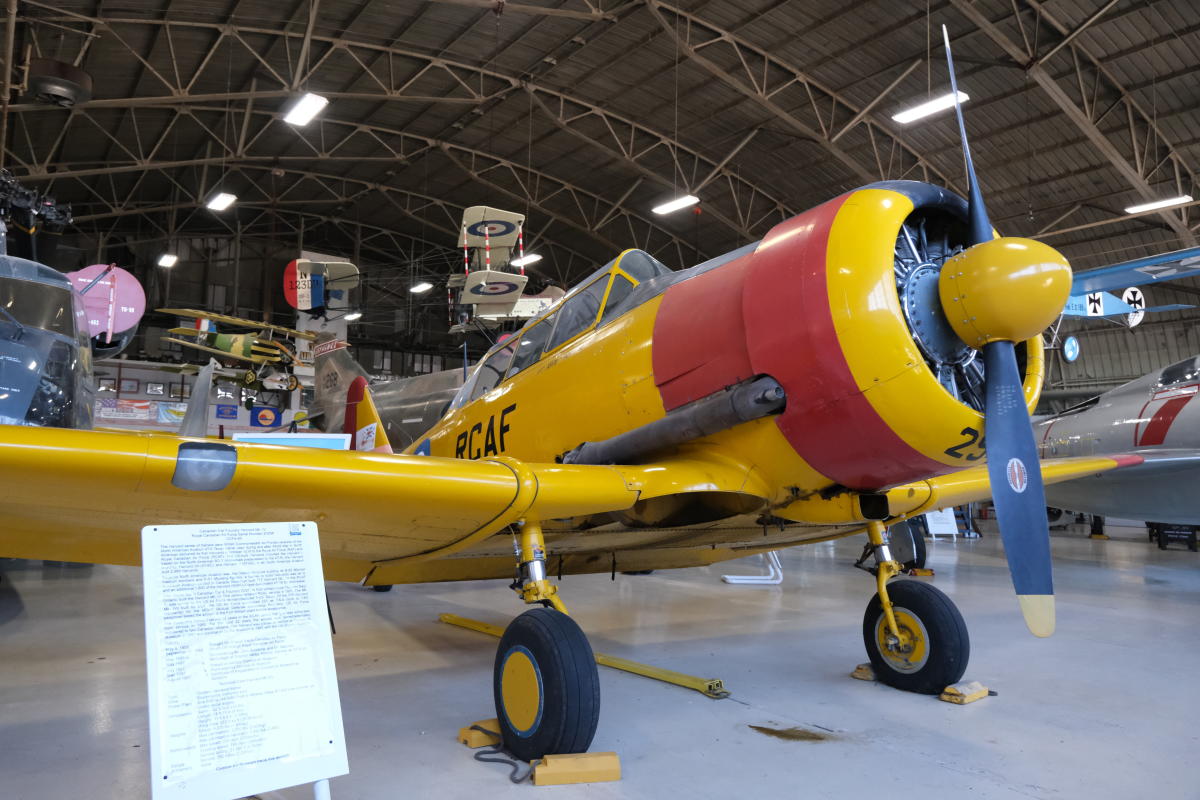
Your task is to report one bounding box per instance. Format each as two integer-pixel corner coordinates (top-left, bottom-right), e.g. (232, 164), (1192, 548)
(160, 307), (315, 391)
(0, 39), (1145, 762)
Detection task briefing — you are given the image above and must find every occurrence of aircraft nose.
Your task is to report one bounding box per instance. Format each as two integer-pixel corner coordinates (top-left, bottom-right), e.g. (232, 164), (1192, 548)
(937, 237), (1072, 349)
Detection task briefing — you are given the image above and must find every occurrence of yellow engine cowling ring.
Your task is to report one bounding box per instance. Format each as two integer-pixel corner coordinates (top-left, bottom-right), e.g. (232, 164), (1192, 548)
(827, 185), (1044, 479)
(741, 181), (1044, 491)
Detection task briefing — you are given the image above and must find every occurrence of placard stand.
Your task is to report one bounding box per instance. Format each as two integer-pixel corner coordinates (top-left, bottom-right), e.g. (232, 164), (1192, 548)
(924, 507), (960, 540)
(142, 521), (349, 800)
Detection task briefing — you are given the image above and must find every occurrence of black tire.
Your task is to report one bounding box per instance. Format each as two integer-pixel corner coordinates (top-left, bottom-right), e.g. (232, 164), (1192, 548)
(1188, 532), (1197, 553)
(1147, 523), (1158, 543)
(1158, 530), (1169, 550)
(371, 584), (393, 592)
(863, 580), (969, 695)
(888, 521), (927, 570)
(493, 608), (600, 762)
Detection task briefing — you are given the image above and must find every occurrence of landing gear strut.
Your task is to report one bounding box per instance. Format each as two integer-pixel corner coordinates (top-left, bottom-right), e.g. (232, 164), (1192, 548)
(493, 517), (600, 760)
(858, 520), (969, 694)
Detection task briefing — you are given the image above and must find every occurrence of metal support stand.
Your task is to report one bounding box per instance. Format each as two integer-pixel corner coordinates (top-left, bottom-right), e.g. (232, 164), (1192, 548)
(721, 551), (783, 585)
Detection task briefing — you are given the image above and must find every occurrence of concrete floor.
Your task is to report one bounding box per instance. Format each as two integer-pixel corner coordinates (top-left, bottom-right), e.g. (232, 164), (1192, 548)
(1, 524), (1197, 800)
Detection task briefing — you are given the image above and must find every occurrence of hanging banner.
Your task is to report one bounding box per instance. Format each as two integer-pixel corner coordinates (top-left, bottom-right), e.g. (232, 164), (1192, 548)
(96, 398), (153, 420)
(156, 402), (189, 425)
(250, 406), (283, 428)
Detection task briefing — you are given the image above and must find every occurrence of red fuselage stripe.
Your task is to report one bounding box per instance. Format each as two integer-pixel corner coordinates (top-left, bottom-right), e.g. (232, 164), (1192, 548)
(1136, 395), (1192, 446)
(740, 193), (948, 489)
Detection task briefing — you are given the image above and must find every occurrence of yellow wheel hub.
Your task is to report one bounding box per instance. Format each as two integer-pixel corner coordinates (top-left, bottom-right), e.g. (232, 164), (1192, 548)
(500, 646), (543, 735)
(875, 607), (930, 673)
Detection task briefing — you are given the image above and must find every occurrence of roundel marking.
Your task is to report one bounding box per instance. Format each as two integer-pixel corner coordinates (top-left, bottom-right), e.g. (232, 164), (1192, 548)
(467, 220), (517, 237)
(1062, 335), (1080, 363)
(256, 408), (277, 426)
(469, 281), (520, 296)
(1006, 457), (1028, 493)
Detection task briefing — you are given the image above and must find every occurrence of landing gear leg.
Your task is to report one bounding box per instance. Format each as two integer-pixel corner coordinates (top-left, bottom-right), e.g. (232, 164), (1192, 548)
(859, 521), (969, 694)
(511, 517), (567, 613)
(493, 517), (600, 760)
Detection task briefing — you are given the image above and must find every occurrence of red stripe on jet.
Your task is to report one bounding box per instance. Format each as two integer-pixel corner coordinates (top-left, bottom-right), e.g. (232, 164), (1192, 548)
(1135, 395), (1192, 446)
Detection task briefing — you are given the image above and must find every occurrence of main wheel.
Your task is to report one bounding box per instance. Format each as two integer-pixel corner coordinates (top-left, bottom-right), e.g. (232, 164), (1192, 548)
(493, 608), (599, 762)
(863, 580), (969, 694)
(887, 521), (927, 570)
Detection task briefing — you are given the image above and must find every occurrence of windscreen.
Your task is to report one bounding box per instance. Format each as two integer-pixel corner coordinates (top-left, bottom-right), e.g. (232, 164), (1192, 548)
(0, 277), (74, 336)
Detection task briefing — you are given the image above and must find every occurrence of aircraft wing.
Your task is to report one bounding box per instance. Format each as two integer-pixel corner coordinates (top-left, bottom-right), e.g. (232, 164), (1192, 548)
(884, 454), (1145, 514)
(158, 307), (318, 341)
(163, 337), (265, 365)
(0, 426), (760, 583)
(1072, 246), (1200, 295)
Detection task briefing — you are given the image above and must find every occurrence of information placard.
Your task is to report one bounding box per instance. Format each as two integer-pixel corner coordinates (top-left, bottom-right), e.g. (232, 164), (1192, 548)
(142, 522), (348, 800)
(925, 507), (960, 539)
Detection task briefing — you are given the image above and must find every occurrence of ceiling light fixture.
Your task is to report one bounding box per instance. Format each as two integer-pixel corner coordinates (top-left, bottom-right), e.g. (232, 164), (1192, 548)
(343, 311), (363, 321)
(510, 253), (542, 267)
(891, 91), (969, 124)
(206, 192), (237, 211)
(410, 281), (433, 294)
(283, 92), (329, 126)
(1123, 195), (1193, 214)
(157, 253), (178, 267)
(652, 194), (699, 215)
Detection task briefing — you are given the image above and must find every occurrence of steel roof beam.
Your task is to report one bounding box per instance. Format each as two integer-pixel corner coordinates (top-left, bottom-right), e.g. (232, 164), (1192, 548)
(643, 1), (959, 192)
(22, 11), (796, 243)
(947, 0), (1196, 246)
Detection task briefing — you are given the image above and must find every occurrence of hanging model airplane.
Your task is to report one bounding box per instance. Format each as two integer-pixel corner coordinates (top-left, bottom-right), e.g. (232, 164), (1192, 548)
(1038, 355), (1200, 525)
(1059, 246), (1200, 328)
(159, 308), (315, 392)
(0, 30), (1146, 762)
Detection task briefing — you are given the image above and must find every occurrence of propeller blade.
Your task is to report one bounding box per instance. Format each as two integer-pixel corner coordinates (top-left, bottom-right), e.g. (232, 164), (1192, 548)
(942, 24), (992, 246)
(982, 340), (1055, 637)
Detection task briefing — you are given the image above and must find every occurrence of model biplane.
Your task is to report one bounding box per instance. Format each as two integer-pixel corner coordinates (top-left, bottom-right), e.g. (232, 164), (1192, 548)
(160, 307), (315, 392)
(0, 31), (1147, 763)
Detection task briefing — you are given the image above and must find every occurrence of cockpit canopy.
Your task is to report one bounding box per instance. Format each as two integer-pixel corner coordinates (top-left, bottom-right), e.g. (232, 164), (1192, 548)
(449, 249), (671, 411)
(0, 255), (95, 429)
(1159, 357), (1199, 388)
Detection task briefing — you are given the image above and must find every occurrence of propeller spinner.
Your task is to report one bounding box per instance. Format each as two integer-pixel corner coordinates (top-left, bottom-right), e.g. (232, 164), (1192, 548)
(938, 26), (1071, 636)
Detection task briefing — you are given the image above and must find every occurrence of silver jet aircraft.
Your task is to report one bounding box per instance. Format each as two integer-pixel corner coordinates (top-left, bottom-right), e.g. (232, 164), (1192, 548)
(1037, 356), (1200, 524)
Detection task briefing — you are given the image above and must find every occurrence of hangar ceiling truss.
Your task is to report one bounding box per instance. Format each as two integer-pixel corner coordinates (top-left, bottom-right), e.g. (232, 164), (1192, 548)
(948, 0), (1197, 245)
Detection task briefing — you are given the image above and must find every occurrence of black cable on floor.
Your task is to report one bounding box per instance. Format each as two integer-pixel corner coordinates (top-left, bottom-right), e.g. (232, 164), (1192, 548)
(470, 726), (531, 784)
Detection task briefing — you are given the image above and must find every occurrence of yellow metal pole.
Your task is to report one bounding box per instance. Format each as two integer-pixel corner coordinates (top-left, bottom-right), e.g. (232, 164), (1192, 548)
(439, 613), (730, 699)
(866, 520), (903, 643)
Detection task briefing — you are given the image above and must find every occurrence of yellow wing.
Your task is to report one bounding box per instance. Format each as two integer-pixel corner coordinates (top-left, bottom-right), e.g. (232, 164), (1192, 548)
(162, 337), (266, 365)
(158, 308), (318, 341)
(882, 454), (1143, 518)
(0, 424), (1141, 586)
(0, 426), (749, 583)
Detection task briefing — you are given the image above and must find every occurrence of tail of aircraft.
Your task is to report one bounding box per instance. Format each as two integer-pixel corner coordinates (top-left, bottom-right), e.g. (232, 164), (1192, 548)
(312, 333), (467, 451)
(344, 376), (393, 453)
(178, 359), (217, 437)
(311, 334), (370, 436)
